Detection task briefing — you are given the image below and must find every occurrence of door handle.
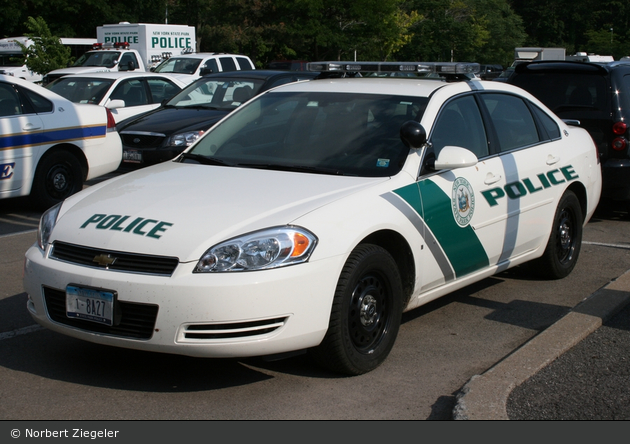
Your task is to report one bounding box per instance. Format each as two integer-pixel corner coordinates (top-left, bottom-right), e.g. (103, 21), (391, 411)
(546, 154), (560, 165)
(484, 172), (502, 185)
(23, 123), (42, 131)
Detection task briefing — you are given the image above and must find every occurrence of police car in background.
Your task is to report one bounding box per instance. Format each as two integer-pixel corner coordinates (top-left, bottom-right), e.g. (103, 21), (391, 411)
(23, 61), (601, 375)
(0, 75), (122, 210)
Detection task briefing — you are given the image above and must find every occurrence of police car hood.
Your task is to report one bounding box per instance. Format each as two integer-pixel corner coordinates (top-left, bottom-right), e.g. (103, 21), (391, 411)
(55, 162), (390, 262)
(48, 67), (117, 76)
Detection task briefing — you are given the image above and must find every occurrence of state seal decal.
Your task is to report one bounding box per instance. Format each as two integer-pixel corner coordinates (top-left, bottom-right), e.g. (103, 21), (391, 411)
(452, 177), (475, 227)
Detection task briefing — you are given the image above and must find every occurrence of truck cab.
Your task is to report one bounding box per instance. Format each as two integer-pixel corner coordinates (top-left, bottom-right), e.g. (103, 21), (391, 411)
(42, 42), (146, 85)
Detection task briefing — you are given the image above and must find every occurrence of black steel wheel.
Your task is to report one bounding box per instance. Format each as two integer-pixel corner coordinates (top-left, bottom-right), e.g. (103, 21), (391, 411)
(310, 244), (403, 375)
(532, 190), (583, 279)
(30, 151), (83, 210)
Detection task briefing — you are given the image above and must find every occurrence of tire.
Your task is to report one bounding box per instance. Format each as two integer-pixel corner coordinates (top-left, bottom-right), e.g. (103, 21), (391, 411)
(30, 151), (84, 210)
(310, 244), (403, 375)
(532, 191), (583, 279)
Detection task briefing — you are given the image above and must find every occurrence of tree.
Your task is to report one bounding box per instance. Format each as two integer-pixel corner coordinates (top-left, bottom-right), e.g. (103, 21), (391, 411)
(16, 16), (72, 76)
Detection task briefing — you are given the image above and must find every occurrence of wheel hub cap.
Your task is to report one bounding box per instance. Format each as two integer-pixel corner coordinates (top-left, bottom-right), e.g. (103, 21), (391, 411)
(359, 294), (378, 327)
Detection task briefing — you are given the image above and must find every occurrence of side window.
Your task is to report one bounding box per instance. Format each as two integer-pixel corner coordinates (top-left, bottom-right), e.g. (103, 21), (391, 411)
(19, 87), (53, 114)
(531, 105), (561, 140)
(429, 95), (488, 159)
(219, 57), (237, 72)
(0, 83), (21, 116)
(147, 79), (180, 103)
(236, 57), (253, 70)
(111, 79), (147, 107)
(481, 94), (539, 152)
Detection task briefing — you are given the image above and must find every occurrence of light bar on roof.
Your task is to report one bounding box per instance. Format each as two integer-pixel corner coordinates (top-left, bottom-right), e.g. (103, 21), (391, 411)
(306, 61), (480, 75)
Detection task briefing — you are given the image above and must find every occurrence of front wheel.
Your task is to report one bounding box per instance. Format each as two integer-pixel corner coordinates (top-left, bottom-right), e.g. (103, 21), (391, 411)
(532, 190), (583, 279)
(310, 244), (403, 375)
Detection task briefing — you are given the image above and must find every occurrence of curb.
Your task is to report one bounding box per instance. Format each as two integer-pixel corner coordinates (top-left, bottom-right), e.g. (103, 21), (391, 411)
(452, 268), (630, 420)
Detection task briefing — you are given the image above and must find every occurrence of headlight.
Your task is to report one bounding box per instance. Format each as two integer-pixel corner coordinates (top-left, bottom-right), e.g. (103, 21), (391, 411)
(37, 202), (62, 250)
(195, 226), (318, 273)
(166, 130), (204, 147)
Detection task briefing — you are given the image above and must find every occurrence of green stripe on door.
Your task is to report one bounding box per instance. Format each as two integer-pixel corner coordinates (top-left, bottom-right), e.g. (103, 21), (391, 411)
(395, 180), (489, 278)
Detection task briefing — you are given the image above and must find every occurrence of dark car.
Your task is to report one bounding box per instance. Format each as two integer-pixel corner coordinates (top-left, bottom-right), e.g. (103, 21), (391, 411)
(117, 70), (320, 168)
(478, 64), (503, 80)
(508, 60), (630, 205)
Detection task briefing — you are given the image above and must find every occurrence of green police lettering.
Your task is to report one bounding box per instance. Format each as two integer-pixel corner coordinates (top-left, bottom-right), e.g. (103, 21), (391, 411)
(80, 214), (173, 239)
(481, 165), (579, 207)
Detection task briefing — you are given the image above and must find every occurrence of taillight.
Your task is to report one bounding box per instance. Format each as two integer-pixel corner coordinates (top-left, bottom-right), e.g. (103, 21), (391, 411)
(105, 108), (116, 131)
(613, 121), (627, 135)
(612, 137), (627, 151)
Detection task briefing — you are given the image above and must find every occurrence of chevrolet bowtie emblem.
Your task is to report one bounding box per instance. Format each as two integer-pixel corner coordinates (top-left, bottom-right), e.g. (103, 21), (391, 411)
(93, 254), (117, 267)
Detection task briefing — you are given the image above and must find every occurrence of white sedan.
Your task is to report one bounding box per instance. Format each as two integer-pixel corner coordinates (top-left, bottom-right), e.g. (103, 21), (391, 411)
(45, 72), (186, 123)
(23, 62), (602, 375)
(0, 75), (121, 209)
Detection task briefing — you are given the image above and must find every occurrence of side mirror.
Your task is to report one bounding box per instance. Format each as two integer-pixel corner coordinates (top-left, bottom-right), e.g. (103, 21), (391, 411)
(107, 99), (125, 109)
(199, 66), (214, 76)
(434, 146), (478, 170)
(400, 120), (427, 149)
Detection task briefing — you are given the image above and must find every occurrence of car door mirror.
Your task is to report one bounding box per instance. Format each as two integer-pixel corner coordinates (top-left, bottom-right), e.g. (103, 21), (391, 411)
(107, 99), (125, 109)
(434, 146), (478, 170)
(199, 66), (214, 76)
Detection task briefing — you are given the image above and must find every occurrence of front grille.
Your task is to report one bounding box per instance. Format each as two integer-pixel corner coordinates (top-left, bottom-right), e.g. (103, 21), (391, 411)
(183, 317), (288, 340)
(43, 287), (158, 339)
(51, 242), (179, 276)
(120, 132), (165, 148)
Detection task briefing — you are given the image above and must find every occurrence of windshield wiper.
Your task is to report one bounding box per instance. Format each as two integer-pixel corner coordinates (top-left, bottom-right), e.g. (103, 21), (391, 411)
(178, 153), (233, 166)
(235, 163), (346, 175)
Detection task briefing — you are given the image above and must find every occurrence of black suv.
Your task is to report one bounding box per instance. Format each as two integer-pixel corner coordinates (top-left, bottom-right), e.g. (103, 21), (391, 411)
(508, 61), (630, 204)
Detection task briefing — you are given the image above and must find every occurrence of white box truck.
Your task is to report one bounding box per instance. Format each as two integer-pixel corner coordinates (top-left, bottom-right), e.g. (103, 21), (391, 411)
(43, 23), (196, 84)
(0, 37), (96, 82)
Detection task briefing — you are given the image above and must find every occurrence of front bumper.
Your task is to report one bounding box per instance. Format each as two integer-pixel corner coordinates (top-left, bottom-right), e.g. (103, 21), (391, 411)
(24, 243), (343, 358)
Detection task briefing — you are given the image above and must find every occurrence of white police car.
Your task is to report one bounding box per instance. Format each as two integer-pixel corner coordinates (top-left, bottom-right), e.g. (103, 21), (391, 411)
(23, 62), (602, 375)
(0, 75), (122, 209)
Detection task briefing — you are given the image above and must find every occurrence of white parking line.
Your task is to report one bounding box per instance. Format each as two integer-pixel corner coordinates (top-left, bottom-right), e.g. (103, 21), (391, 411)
(0, 325), (43, 341)
(584, 241), (630, 250)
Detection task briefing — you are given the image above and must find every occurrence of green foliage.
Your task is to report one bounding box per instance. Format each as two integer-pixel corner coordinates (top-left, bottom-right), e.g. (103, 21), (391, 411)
(16, 16), (72, 76)
(2, 0), (630, 67)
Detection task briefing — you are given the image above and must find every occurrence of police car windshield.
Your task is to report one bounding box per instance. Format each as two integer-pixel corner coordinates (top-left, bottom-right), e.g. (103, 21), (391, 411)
(186, 91), (429, 177)
(46, 78), (114, 104)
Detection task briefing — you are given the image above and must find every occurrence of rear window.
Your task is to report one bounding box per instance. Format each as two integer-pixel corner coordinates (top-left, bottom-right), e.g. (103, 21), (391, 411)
(510, 71), (608, 119)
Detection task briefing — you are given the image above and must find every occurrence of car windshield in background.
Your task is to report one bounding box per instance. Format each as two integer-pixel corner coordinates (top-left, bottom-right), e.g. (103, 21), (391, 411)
(154, 57), (202, 74)
(46, 78), (114, 104)
(72, 51), (119, 68)
(184, 91), (428, 177)
(0, 54), (24, 66)
(167, 78), (264, 110)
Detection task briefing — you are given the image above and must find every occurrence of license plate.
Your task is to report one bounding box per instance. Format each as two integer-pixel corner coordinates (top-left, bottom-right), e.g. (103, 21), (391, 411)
(66, 285), (115, 326)
(123, 149), (142, 163)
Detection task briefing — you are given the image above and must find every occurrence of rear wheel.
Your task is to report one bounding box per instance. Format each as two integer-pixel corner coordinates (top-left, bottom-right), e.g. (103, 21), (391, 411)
(310, 244), (403, 375)
(532, 190), (583, 279)
(30, 151), (83, 210)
